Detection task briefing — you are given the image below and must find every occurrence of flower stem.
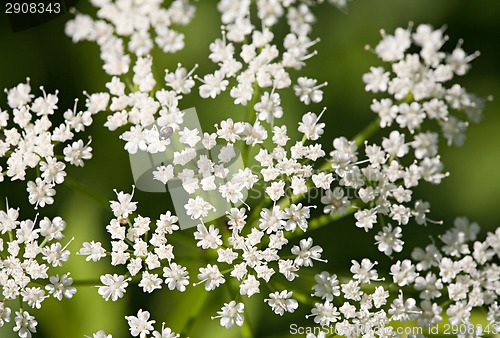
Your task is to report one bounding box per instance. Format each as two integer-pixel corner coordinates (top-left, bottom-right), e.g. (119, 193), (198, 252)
(288, 207), (358, 240)
(351, 117), (381, 147)
(64, 176), (109, 209)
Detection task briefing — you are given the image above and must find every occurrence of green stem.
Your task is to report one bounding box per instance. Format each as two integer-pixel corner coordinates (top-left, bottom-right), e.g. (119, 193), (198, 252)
(180, 289), (211, 337)
(243, 82), (261, 166)
(351, 117), (381, 147)
(226, 279), (254, 338)
(71, 279), (102, 287)
(288, 207), (358, 239)
(64, 176), (109, 209)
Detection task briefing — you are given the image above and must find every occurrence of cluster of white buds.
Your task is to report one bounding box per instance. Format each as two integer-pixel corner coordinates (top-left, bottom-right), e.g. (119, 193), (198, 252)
(198, 0), (343, 126)
(406, 217), (500, 332)
(86, 308), (180, 338)
(77, 187), (188, 299)
(364, 23), (486, 145)
(0, 202), (76, 337)
(307, 263), (418, 337)
(65, 0), (195, 76)
(1, 80), (94, 208)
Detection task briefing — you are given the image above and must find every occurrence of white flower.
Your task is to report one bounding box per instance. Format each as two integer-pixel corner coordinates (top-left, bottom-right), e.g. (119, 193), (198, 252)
(39, 157), (66, 184)
(126, 309), (155, 338)
(312, 272), (340, 302)
(363, 66), (390, 92)
(164, 64), (197, 94)
(26, 178), (55, 209)
(184, 196), (216, 220)
(45, 274), (77, 301)
(89, 330), (112, 338)
(151, 324), (180, 338)
(98, 274), (130, 301)
(194, 224), (222, 249)
(31, 88), (58, 116)
(63, 139), (93, 166)
(265, 290), (298, 315)
(21, 287), (47, 309)
(350, 259), (380, 284)
(239, 275), (260, 297)
(42, 242), (71, 267)
(78, 241), (107, 262)
(374, 224), (404, 255)
(321, 187), (351, 216)
(163, 263), (190, 292)
(291, 237), (324, 267)
(266, 180), (286, 201)
(308, 301), (340, 326)
(354, 208), (377, 232)
(294, 77), (326, 105)
(153, 165), (174, 184)
(0, 303), (11, 327)
(39, 216), (66, 241)
(390, 259), (417, 286)
(139, 271), (163, 293)
(212, 301), (245, 329)
(298, 111), (325, 140)
(312, 172), (333, 190)
(178, 127), (201, 147)
(382, 130), (408, 158)
(110, 188), (137, 218)
(196, 264), (225, 291)
(7, 80), (34, 108)
(13, 310), (37, 338)
(199, 71), (229, 98)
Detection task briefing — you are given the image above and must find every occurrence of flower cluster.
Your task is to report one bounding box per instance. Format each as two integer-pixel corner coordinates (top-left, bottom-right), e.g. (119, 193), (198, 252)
(307, 264), (417, 337)
(66, 0), (197, 155)
(0, 203), (76, 337)
(65, 0), (195, 75)
(87, 309), (180, 338)
(201, 0), (333, 125)
(0, 81), (94, 208)
(78, 188), (188, 299)
(0, 0), (495, 337)
(407, 217), (500, 331)
(364, 23), (485, 144)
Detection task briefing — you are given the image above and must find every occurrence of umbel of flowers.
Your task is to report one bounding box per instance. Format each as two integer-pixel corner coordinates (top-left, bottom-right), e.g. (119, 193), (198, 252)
(0, 0), (496, 337)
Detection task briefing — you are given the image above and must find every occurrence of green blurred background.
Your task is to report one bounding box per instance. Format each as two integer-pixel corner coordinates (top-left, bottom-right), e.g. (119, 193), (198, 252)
(1, 0), (500, 337)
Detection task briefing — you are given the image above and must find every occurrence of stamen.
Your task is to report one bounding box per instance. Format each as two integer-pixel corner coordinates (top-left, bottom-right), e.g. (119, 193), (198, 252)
(301, 50), (318, 61)
(183, 64), (198, 80)
(193, 279), (207, 286)
(62, 237), (76, 251)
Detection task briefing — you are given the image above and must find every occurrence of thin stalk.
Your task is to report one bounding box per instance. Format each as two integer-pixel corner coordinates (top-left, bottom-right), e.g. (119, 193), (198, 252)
(64, 176), (109, 209)
(288, 207), (358, 240)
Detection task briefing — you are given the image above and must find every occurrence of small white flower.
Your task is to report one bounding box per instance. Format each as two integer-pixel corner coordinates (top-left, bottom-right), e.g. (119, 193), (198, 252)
(97, 274), (130, 301)
(212, 301), (245, 329)
(184, 196), (216, 220)
(45, 274), (77, 301)
(110, 188), (137, 218)
(196, 264), (225, 291)
(265, 290), (298, 316)
(13, 310), (37, 338)
(139, 271), (163, 293)
(125, 309), (155, 338)
(163, 263), (190, 292)
(298, 111), (325, 140)
(294, 77), (326, 105)
(78, 241), (107, 262)
(26, 178), (55, 209)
